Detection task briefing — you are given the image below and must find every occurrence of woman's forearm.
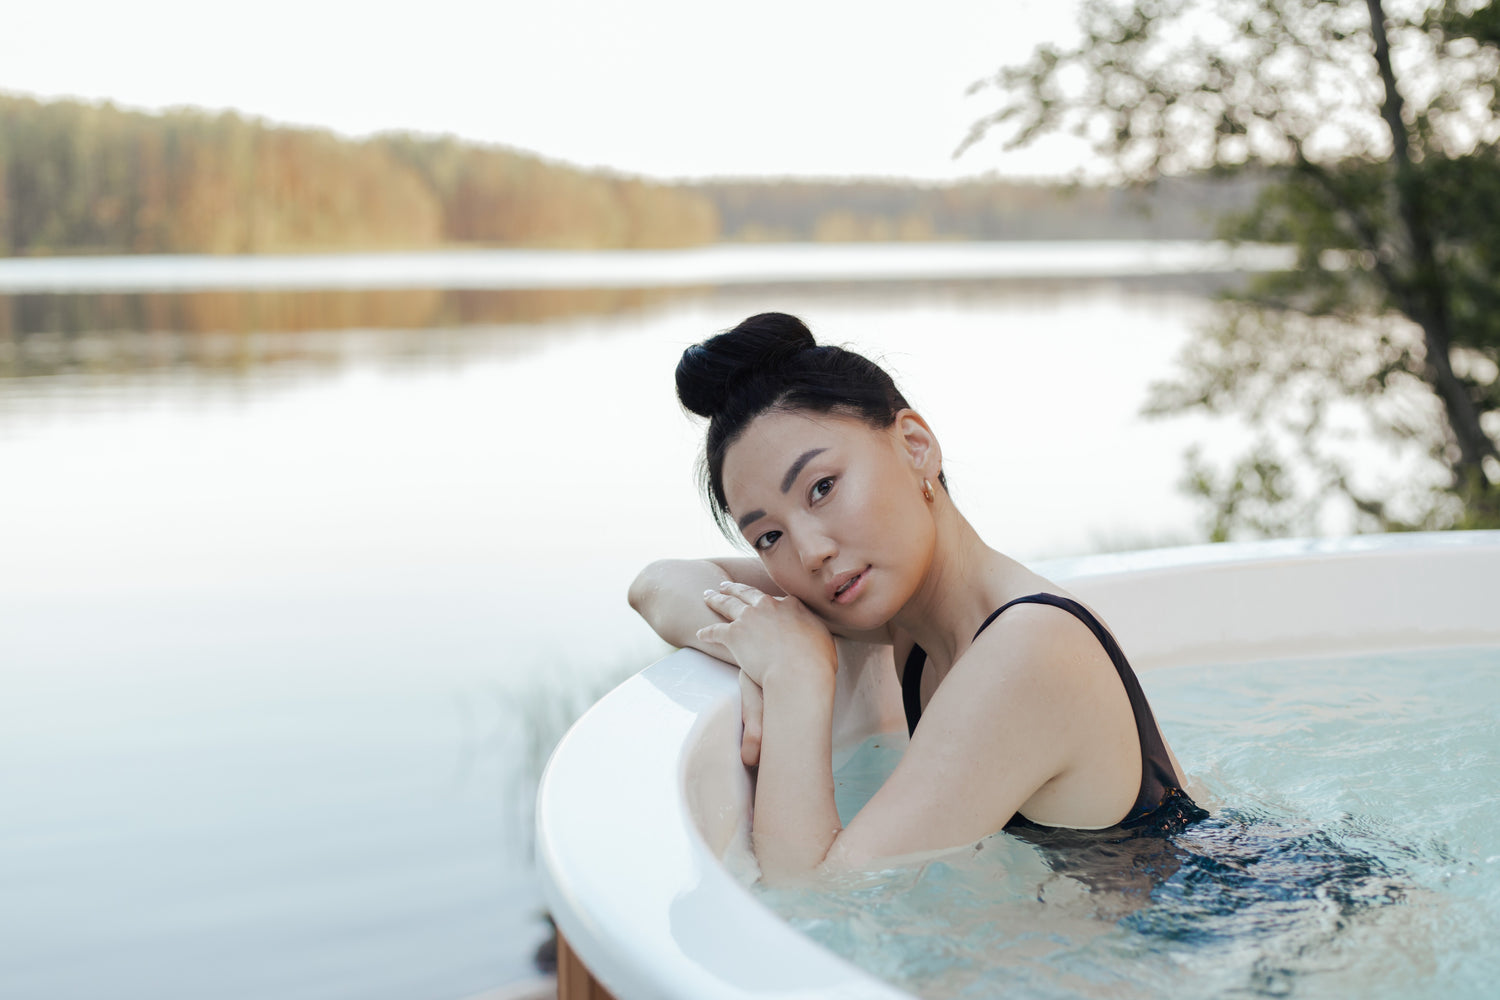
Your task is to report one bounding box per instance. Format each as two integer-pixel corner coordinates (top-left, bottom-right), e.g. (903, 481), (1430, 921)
(628, 558), (744, 657)
(751, 668), (841, 881)
(643, 569), (844, 878)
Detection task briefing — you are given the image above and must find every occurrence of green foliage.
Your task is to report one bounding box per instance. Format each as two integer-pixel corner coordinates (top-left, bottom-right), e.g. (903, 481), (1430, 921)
(1181, 443), (1302, 542)
(972, 0), (1500, 537)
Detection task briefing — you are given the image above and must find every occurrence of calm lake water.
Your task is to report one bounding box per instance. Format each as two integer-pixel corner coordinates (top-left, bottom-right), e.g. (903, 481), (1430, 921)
(1, 244), (1263, 999)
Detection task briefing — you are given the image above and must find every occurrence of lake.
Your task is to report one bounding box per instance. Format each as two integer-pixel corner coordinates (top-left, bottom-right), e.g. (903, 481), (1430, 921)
(1, 243), (1263, 999)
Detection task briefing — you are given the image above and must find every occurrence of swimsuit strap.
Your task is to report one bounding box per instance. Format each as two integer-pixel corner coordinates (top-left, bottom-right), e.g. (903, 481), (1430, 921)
(902, 594), (1045, 736)
(901, 642), (926, 737)
(900, 593), (1185, 825)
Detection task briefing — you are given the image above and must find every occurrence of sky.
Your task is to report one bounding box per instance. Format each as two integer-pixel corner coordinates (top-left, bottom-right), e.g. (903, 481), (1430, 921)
(5, 0), (1094, 181)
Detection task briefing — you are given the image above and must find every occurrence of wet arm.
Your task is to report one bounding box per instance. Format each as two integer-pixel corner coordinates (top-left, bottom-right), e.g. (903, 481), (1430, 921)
(774, 616), (1079, 877)
(822, 615), (1085, 869)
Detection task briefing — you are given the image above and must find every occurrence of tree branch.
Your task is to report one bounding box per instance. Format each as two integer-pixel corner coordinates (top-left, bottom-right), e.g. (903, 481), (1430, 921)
(1367, 0), (1498, 469)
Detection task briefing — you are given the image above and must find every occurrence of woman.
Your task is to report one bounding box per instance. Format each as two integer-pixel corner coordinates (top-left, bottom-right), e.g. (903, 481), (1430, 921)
(629, 313), (1205, 881)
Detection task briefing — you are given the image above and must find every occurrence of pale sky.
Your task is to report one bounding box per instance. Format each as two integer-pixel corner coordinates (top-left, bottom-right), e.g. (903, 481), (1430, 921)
(6, 0), (1094, 181)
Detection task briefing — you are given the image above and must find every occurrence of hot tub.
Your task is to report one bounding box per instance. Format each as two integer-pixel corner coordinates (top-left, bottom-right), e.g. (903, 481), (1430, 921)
(536, 532), (1500, 999)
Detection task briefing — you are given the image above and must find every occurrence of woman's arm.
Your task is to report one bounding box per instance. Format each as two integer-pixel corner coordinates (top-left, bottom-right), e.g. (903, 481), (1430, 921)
(698, 582), (842, 879)
(630, 557), (894, 650)
(628, 557), (782, 658)
(828, 605), (1135, 868)
(703, 587), (1101, 880)
(629, 558), (785, 766)
(823, 616), (1076, 867)
(632, 559), (904, 793)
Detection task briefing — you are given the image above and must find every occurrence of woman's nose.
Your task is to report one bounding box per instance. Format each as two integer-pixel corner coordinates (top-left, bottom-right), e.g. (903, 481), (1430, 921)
(798, 531), (837, 572)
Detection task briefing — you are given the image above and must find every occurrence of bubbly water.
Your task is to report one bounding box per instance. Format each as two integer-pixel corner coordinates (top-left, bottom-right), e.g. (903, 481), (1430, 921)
(756, 647), (1500, 999)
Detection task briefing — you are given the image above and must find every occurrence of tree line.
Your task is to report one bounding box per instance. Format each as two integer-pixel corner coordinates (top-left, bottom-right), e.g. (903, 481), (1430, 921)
(695, 173), (1261, 242)
(1, 93), (1258, 257)
(0, 94), (720, 254)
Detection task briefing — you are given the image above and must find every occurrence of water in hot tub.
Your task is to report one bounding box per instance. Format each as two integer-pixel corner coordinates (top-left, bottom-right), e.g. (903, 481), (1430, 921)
(754, 646), (1500, 999)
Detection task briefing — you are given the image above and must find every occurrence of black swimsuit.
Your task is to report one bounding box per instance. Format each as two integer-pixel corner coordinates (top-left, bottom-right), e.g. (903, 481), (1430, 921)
(901, 592), (1206, 834)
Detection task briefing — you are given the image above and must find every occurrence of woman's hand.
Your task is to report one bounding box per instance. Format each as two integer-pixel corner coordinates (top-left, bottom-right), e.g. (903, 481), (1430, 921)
(627, 558), (785, 661)
(739, 672), (764, 767)
(700, 581), (842, 879)
(697, 581), (838, 693)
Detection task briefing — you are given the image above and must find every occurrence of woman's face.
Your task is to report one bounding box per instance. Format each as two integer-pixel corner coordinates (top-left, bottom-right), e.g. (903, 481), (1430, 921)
(720, 408), (938, 631)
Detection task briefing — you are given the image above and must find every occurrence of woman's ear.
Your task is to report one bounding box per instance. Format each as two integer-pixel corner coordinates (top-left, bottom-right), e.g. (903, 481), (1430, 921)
(896, 410), (941, 475)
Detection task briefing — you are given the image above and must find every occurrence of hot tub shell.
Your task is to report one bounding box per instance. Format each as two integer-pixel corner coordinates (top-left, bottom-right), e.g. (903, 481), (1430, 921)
(537, 532), (1500, 1000)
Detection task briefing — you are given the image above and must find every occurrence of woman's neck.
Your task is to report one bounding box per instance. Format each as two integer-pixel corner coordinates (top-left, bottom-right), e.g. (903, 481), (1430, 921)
(891, 501), (1040, 677)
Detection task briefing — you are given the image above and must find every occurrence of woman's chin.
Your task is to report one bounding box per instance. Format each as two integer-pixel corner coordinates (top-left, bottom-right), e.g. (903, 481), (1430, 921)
(822, 601), (898, 637)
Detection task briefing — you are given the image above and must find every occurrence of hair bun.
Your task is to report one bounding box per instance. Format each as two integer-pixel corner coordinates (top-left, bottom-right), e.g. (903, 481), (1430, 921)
(676, 312), (817, 419)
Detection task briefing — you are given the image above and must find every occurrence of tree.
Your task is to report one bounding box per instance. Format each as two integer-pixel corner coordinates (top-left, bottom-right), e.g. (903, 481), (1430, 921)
(966, 0), (1500, 536)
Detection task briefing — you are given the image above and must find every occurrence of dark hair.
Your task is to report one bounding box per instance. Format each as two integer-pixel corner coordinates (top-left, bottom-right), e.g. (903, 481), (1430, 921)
(675, 312), (943, 536)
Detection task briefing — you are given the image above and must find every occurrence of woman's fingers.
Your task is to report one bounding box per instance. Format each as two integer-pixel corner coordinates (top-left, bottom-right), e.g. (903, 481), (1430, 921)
(701, 589), (744, 621)
(701, 580), (769, 622)
(739, 672), (764, 768)
(716, 580), (766, 603)
(701, 591), (733, 616)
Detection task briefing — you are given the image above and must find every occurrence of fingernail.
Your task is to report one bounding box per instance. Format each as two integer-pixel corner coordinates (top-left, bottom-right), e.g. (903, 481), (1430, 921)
(720, 581), (733, 588)
(702, 589), (716, 598)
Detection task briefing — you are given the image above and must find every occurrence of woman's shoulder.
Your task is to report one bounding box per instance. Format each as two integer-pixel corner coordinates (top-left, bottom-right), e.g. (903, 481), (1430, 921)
(963, 571), (1100, 642)
(952, 592), (1118, 693)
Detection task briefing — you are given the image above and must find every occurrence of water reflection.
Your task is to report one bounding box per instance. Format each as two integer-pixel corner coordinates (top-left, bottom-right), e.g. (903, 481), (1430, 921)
(0, 273), (1238, 381)
(0, 287), (692, 378)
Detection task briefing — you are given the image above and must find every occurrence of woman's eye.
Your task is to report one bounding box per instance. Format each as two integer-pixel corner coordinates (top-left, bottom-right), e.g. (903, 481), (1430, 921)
(811, 476), (835, 502)
(754, 530), (782, 551)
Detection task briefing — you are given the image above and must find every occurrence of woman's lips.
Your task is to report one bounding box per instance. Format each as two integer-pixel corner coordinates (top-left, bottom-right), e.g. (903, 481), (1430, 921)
(830, 567), (869, 605)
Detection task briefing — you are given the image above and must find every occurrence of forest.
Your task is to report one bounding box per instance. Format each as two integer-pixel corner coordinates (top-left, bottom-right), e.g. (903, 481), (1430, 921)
(0, 93), (1256, 256)
(0, 95), (720, 254)
(696, 174), (1261, 242)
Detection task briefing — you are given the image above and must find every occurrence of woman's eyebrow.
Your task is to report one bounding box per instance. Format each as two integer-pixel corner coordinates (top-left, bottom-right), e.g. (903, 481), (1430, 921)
(736, 448), (831, 531)
(781, 448), (827, 493)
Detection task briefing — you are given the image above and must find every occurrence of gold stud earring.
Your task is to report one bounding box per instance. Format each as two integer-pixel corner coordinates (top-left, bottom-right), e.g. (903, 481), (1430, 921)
(921, 478), (935, 503)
